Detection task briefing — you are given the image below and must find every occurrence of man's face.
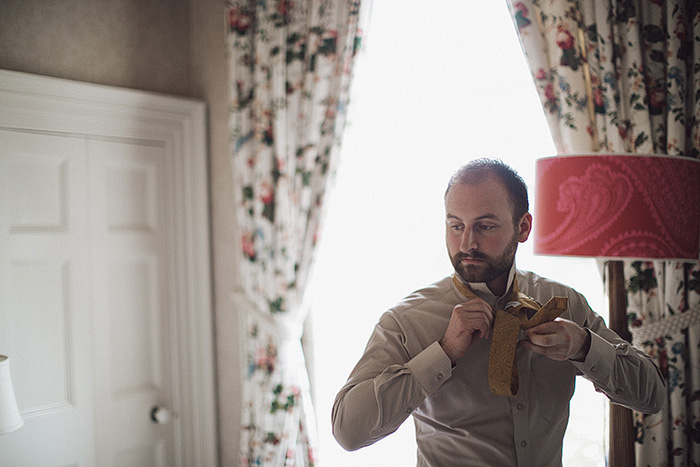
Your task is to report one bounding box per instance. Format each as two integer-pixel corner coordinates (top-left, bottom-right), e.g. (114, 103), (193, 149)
(445, 177), (531, 288)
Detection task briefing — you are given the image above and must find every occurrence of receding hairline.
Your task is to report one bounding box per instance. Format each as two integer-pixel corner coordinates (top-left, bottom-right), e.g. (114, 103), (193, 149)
(444, 159), (529, 221)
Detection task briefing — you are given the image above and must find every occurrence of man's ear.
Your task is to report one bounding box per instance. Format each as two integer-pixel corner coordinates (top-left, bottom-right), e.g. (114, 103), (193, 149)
(518, 213), (532, 243)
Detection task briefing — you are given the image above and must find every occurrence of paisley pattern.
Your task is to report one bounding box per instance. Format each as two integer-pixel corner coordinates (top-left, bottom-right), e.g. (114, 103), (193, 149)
(536, 158), (633, 254)
(535, 155), (700, 259)
(617, 157), (700, 254)
(508, 0), (700, 464)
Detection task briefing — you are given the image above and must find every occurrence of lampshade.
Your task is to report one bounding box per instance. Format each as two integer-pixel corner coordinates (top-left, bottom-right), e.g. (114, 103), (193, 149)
(0, 355), (24, 435)
(533, 154), (700, 260)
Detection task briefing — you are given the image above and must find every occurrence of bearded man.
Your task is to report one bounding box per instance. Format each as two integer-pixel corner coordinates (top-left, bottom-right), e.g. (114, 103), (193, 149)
(332, 158), (664, 467)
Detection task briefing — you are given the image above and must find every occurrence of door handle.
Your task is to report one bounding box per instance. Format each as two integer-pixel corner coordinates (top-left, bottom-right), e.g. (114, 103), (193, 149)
(150, 406), (172, 424)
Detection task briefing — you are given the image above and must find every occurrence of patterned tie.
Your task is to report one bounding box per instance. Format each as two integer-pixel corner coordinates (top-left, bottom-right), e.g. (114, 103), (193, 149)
(452, 274), (568, 397)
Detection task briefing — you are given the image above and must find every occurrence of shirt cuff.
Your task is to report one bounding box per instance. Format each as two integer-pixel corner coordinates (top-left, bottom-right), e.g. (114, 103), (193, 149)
(405, 341), (453, 394)
(570, 330), (615, 382)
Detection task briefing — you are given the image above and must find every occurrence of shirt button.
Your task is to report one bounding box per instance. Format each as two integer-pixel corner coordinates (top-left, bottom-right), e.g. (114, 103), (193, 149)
(436, 372), (444, 380)
(516, 403), (524, 410)
(405, 407), (413, 414)
(591, 365), (598, 372)
(615, 388), (623, 395)
(520, 440), (528, 448)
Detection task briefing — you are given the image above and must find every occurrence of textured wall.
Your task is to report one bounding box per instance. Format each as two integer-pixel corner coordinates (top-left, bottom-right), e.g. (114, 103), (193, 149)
(0, 0), (192, 96)
(189, 2), (244, 467)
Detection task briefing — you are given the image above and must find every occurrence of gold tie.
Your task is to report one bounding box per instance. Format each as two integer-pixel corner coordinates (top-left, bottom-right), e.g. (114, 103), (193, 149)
(452, 275), (568, 397)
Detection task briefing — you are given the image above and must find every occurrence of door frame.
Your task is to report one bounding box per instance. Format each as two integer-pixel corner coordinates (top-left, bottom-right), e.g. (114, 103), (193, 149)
(0, 69), (217, 466)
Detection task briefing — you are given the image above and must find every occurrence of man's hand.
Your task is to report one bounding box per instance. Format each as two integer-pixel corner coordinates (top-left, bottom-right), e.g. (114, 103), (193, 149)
(521, 318), (591, 362)
(440, 298), (494, 364)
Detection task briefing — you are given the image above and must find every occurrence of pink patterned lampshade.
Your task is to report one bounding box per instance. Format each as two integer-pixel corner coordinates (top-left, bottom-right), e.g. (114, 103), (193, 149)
(533, 154), (700, 260)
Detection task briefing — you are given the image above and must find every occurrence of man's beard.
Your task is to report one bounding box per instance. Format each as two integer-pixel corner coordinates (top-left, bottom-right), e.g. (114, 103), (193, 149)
(450, 232), (519, 284)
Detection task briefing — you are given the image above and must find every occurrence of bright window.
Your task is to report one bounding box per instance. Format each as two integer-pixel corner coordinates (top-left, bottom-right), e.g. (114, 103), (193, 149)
(307, 1), (608, 465)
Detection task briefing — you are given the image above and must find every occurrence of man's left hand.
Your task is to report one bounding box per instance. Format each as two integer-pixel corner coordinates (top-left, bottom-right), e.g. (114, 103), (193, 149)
(520, 319), (591, 362)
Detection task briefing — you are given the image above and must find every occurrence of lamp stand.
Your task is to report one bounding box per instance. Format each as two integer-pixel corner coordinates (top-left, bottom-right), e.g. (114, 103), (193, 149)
(607, 260), (635, 467)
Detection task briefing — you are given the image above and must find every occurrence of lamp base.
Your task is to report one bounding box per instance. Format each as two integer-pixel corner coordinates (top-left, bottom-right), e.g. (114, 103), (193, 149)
(607, 261), (635, 466)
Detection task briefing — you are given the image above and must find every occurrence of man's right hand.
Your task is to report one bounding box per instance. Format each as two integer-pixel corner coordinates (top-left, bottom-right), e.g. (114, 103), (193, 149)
(439, 298), (494, 363)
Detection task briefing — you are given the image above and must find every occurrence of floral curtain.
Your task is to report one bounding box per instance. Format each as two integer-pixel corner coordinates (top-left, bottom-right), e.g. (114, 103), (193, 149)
(225, 1), (365, 465)
(507, 0), (700, 465)
(627, 261), (700, 465)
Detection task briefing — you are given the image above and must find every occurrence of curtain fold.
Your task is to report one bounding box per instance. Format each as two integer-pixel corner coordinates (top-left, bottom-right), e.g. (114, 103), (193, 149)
(507, 0), (700, 465)
(226, 1), (365, 464)
(626, 261), (700, 465)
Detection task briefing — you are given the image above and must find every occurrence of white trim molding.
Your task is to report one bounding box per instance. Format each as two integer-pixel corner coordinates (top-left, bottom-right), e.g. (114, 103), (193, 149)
(0, 69), (217, 466)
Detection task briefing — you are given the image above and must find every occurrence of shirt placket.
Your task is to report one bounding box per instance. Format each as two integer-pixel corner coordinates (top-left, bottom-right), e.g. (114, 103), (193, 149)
(511, 354), (532, 466)
(493, 294), (531, 466)
(482, 283), (547, 466)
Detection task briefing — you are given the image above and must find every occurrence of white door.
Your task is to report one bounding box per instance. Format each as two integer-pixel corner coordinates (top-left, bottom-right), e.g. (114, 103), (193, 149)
(0, 130), (96, 466)
(0, 70), (216, 466)
(89, 139), (176, 466)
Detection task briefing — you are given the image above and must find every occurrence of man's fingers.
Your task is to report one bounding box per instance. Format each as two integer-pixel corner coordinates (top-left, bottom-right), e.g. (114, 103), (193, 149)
(526, 321), (558, 335)
(525, 321), (565, 345)
(453, 299), (494, 326)
(452, 311), (492, 338)
(526, 330), (560, 348)
(521, 319), (588, 361)
(520, 336), (568, 361)
(473, 316), (491, 338)
(440, 299), (496, 362)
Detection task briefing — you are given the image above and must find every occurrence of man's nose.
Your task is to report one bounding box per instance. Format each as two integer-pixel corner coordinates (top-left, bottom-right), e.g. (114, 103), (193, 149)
(460, 229), (477, 252)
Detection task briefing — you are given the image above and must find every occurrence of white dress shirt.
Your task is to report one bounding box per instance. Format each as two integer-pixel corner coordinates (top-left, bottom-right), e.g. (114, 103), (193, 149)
(332, 266), (665, 466)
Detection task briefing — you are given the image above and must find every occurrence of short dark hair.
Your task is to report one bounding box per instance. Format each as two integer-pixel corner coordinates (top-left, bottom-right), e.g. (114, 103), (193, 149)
(445, 158), (529, 221)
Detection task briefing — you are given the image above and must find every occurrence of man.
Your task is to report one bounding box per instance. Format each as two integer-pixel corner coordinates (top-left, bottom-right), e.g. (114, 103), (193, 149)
(332, 159), (665, 466)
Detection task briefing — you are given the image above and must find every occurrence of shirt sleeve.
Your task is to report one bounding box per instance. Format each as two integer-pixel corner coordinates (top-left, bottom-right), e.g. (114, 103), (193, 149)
(568, 292), (666, 414)
(332, 312), (453, 451)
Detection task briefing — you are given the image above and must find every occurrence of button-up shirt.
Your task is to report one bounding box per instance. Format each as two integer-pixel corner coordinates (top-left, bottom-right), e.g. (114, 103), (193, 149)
(332, 267), (665, 466)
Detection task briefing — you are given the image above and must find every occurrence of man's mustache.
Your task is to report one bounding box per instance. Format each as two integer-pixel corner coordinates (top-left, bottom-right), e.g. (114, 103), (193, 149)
(455, 251), (487, 261)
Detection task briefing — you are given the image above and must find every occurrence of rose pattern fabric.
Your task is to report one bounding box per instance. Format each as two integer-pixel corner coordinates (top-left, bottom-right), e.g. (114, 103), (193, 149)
(226, 1), (364, 465)
(507, 0), (700, 465)
(627, 261), (700, 466)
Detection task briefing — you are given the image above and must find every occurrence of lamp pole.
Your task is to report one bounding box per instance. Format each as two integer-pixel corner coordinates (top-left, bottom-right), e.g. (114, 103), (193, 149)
(607, 260), (635, 467)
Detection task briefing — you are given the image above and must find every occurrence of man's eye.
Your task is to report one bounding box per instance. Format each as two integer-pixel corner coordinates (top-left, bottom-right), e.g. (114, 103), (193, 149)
(450, 224), (464, 232)
(479, 224), (495, 231)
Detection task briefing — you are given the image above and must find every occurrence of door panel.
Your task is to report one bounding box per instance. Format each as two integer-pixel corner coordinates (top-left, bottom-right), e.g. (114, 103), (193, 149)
(0, 70), (216, 467)
(88, 140), (174, 467)
(0, 135), (175, 467)
(0, 130), (95, 466)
